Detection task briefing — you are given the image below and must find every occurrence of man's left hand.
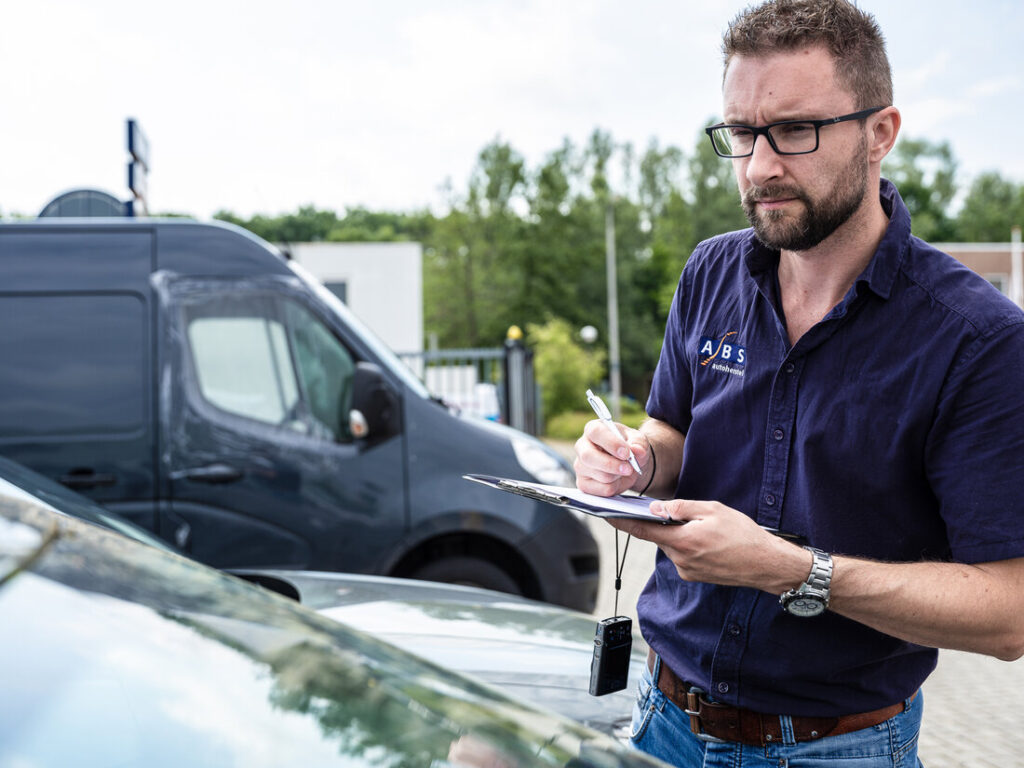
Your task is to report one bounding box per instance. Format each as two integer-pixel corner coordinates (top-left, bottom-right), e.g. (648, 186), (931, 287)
(607, 498), (809, 594)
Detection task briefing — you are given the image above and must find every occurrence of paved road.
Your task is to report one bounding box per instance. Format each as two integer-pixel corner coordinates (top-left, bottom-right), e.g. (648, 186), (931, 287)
(546, 439), (1024, 766)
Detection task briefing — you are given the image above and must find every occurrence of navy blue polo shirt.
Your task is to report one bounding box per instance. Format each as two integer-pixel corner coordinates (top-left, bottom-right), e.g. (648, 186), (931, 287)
(642, 179), (1024, 717)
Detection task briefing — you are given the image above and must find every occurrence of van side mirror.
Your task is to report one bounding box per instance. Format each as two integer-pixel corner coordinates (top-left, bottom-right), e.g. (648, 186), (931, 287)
(349, 362), (401, 441)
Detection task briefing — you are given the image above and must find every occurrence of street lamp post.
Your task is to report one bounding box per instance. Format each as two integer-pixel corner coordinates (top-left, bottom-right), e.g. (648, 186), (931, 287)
(605, 201), (623, 421)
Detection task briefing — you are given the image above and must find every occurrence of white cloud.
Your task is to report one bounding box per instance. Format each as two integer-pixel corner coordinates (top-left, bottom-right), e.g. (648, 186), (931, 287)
(899, 52), (952, 94)
(969, 76), (1021, 99)
(900, 97), (975, 131)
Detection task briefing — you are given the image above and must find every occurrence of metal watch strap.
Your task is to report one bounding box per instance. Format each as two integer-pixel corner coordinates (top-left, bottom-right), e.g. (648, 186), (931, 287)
(780, 546), (833, 615)
(802, 546), (832, 596)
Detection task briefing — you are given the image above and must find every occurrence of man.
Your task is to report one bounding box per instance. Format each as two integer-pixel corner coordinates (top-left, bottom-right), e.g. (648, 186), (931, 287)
(574, 1), (1024, 766)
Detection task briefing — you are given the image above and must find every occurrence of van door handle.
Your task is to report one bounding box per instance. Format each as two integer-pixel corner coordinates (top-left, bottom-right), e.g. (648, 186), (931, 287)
(174, 463), (244, 484)
(59, 469), (117, 489)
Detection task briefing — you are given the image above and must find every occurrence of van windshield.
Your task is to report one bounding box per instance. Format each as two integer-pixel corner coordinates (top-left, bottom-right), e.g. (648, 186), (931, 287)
(286, 261), (432, 401)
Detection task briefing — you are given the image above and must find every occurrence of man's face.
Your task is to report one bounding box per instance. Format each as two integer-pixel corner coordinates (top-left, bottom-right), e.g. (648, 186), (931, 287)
(722, 47), (872, 252)
(740, 134), (868, 251)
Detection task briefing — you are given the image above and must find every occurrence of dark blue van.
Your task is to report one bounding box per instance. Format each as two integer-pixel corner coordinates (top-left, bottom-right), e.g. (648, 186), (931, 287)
(0, 219), (599, 611)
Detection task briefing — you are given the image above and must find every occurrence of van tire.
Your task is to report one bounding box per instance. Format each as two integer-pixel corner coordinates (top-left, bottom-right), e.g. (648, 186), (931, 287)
(410, 556), (523, 596)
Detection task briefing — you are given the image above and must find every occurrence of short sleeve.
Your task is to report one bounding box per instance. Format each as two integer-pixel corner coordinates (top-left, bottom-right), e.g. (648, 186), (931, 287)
(925, 319), (1024, 563)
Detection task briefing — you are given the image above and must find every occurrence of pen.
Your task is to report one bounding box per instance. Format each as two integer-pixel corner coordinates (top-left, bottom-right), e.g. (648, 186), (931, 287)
(586, 389), (642, 475)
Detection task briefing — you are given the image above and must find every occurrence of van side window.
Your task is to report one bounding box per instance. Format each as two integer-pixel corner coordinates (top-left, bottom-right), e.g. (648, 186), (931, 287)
(188, 315), (298, 426)
(184, 295), (355, 442)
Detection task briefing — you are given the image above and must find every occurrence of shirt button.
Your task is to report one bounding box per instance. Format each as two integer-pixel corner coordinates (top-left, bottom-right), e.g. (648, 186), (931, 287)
(764, 494), (776, 506)
(773, 428), (784, 440)
(717, 682), (730, 694)
(728, 624), (741, 636)
(785, 362), (796, 373)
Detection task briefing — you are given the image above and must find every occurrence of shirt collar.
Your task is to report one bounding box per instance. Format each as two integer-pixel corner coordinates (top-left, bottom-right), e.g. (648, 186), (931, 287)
(857, 178), (910, 300)
(743, 178), (912, 301)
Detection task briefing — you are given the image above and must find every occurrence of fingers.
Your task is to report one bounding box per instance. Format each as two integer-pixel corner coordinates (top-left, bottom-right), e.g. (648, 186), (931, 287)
(649, 499), (699, 522)
(575, 465), (633, 497)
(585, 418), (646, 465)
(574, 419), (647, 496)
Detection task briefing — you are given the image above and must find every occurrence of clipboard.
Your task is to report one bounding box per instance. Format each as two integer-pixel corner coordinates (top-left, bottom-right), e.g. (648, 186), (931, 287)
(463, 474), (807, 542)
(463, 473), (682, 524)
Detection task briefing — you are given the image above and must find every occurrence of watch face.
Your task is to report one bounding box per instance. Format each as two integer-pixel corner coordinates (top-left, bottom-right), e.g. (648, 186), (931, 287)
(784, 595), (826, 617)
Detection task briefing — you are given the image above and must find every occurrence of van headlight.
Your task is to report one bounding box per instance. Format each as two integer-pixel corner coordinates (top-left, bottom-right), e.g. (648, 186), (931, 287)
(511, 436), (574, 487)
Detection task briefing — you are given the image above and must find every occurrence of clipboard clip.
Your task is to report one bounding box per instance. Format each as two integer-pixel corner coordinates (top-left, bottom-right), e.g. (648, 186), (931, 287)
(496, 479), (571, 506)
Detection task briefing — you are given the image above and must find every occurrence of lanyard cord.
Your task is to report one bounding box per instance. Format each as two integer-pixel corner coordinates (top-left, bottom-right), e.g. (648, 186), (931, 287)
(613, 530), (631, 617)
(612, 440), (651, 615)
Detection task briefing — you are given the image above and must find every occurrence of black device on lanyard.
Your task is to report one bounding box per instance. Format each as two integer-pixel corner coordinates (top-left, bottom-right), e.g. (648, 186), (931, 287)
(589, 531), (632, 696)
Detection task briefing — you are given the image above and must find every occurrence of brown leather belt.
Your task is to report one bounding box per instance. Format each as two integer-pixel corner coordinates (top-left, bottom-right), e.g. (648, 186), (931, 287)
(647, 649), (914, 746)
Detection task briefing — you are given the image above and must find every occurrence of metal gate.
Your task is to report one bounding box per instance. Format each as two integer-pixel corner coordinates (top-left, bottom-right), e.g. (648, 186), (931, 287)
(398, 340), (539, 435)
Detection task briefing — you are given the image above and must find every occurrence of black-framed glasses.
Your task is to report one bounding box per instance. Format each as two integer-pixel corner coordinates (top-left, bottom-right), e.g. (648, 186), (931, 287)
(705, 106), (886, 158)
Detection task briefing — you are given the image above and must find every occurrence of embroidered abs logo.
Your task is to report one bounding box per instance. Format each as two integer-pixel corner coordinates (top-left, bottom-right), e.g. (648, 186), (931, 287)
(699, 331), (746, 376)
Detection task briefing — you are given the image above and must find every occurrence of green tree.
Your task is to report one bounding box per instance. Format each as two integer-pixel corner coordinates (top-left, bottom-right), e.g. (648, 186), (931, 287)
(215, 205), (430, 243)
(423, 205), (479, 347)
(882, 137), (957, 241)
(214, 125), (993, 410)
(954, 172), (1024, 242)
(585, 128), (615, 200)
(422, 139), (529, 348)
(214, 205), (338, 242)
(639, 140), (684, 219)
(326, 207), (433, 242)
(638, 140), (696, 322)
(687, 121), (748, 244)
(521, 140), (586, 326)
(421, 130), (694, 399)
(647, 189), (695, 319)
(464, 139), (529, 344)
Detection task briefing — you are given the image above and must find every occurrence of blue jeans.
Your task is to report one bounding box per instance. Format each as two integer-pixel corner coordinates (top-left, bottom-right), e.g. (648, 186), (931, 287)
(630, 656), (924, 767)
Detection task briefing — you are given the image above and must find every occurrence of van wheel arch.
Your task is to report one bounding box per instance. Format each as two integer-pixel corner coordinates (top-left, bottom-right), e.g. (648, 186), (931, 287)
(392, 533), (542, 600)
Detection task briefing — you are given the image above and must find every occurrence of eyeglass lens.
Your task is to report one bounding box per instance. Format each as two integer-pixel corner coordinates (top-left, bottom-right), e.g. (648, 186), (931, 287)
(710, 122), (818, 157)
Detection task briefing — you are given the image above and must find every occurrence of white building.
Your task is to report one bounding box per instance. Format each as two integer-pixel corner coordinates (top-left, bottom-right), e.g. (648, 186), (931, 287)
(287, 242), (423, 355)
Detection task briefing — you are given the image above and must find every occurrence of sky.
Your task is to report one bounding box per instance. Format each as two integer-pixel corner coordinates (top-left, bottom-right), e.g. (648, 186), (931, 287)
(2, 0), (1022, 220)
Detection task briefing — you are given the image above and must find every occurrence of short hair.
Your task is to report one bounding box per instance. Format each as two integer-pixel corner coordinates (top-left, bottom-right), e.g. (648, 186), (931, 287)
(722, 0), (893, 108)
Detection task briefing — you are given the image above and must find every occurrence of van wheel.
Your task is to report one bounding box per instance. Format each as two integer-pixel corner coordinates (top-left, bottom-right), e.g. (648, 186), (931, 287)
(409, 556), (523, 596)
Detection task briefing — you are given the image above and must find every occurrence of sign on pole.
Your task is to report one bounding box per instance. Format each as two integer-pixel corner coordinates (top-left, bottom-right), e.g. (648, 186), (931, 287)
(126, 118), (149, 216)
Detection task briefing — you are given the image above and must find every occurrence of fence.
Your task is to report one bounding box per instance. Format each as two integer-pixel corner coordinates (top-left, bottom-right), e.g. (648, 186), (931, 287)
(398, 341), (539, 435)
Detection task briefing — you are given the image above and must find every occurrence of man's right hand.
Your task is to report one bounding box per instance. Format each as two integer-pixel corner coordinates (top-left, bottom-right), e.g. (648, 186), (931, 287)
(573, 419), (651, 498)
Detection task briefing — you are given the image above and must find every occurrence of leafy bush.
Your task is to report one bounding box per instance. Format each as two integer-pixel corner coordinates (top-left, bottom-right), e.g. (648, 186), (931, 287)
(528, 318), (605, 420)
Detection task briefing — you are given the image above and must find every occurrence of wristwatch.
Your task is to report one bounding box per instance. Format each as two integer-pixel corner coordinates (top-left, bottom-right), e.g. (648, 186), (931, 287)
(780, 546), (833, 617)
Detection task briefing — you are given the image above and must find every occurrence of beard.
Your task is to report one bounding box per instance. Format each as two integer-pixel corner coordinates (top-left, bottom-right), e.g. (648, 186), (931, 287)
(741, 136), (869, 252)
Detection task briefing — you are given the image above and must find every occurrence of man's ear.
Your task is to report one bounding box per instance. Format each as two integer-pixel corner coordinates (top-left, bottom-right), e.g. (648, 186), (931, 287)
(868, 107), (901, 162)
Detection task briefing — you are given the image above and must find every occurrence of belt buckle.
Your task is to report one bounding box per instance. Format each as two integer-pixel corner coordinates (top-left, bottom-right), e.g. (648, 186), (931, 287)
(683, 687), (727, 744)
